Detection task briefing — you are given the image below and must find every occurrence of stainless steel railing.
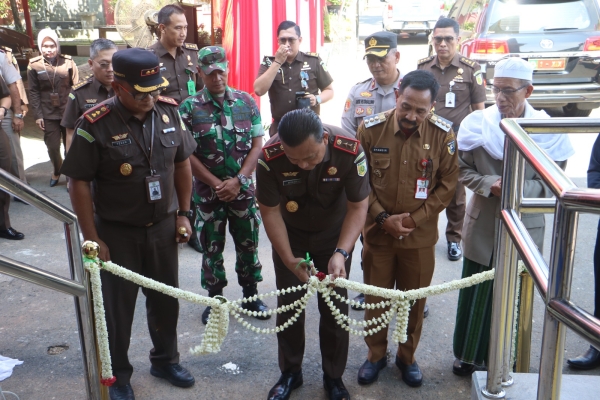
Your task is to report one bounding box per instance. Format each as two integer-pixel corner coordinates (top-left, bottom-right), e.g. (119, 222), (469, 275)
(482, 118), (600, 399)
(0, 169), (102, 399)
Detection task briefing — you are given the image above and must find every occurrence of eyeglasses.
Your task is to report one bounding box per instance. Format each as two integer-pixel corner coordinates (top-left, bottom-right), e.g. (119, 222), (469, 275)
(300, 71), (308, 89)
(432, 36), (456, 44)
(491, 84), (529, 97)
(116, 83), (163, 101)
(278, 37), (297, 45)
(93, 60), (112, 69)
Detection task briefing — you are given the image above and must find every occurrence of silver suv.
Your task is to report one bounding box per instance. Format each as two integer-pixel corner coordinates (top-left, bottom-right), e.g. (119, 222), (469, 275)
(381, 0), (442, 36)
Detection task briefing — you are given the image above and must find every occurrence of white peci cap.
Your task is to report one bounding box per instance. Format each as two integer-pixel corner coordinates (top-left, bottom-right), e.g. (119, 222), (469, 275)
(494, 57), (533, 81)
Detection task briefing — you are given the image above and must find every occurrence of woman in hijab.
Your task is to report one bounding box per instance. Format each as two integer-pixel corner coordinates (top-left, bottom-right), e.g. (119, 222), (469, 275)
(27, 28), (79, 187)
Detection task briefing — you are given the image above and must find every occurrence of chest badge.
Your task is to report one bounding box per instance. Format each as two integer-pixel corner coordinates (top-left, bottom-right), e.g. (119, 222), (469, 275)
(112, 133), (128, 141)
(282, 172), (299, 177)
(457, 68), (464, 75)
(120, 163), (133, 176)
(286, 201), (299, 213)
(423, 144), (430, 150)
(86, 99), (97, 104)
(162, 114), (170, 123)
(360, 91), (372, 98)
(327, 166), (337, 175)
(374, 169), (382, 178)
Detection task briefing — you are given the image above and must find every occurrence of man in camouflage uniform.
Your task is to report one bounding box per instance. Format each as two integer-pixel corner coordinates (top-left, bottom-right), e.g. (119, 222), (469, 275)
(179, 46), (269, 324)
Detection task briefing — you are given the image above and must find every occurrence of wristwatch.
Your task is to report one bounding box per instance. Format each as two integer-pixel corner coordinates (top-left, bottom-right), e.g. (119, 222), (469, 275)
(13, 113), (23, 119)
(333, 248), (349, 261)
(316, 95), (322, 105)
(237, 173), (248, 186)
(0, 107), (7, 117)
(177, 210), (193, 218)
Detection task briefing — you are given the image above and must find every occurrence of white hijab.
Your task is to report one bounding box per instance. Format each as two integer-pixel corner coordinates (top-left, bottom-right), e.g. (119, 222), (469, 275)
(37, 28), (60, 56)
(458, 102), (574, 161)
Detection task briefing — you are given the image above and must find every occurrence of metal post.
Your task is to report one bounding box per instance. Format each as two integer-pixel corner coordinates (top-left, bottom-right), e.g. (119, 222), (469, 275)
(537, 206), (578, 400)
(516, 271), (534, 372)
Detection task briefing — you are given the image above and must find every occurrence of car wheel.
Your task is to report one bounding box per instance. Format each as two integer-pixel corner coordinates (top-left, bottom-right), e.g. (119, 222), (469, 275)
(563, 103), (592, 117)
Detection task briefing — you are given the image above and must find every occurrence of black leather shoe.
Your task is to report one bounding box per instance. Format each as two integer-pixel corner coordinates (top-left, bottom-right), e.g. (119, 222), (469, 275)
(201, 306), (212, 325)
(453, 358), (476, 376)
(350, 293), (365, 310)
(50, 176), (59, 187)
(187, 235), (202, 253)
(567, 346), (600, 370)
(323, 374), (350, 400)
(267, 370), (303, 400)
(395, 356), (423, 387)
(150, 363), (195, 388)
(423, 304), (429, 318)
(357, 357), (387, 385)
(109, 383), (135, 400)
(0, 227), (24, 240)
(448, 242), (462, 261)
(242, 298), (271, 320)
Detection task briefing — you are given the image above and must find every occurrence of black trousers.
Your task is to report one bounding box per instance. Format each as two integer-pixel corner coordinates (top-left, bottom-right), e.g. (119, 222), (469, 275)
(594, 221), (600, 318)
(273, 226), (351, 379)
(0, 128), (12, 230)
(96, 215), (180, 386)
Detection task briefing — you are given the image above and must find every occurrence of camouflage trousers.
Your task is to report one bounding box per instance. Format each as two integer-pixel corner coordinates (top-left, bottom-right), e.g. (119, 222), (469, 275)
(194, 189), (262, 292)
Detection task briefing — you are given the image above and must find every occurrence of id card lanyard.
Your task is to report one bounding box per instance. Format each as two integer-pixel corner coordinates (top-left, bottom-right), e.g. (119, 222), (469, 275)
(445, 81), (455, 108)
(116, 108), (162, 203)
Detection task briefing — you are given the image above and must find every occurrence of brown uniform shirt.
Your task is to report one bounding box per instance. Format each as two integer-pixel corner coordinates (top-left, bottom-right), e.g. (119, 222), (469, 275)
(357, 109), (459, 249)
(257, 51), (333, 121)
(60, 96), (197, 227)
(147, 41), (199, 104)
(417, 54), (486, 127)
(27, 54), (79, 120)
(256, 125), (370, 232)
(60, 76), (114, 129)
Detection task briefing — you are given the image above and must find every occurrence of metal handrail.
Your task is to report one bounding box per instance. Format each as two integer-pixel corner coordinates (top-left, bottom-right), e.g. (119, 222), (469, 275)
(482, 118), (600, 400)
(0, 169), (101, 399)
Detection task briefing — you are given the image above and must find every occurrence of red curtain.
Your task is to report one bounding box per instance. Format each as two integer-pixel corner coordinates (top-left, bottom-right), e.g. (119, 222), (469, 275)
(272, 0), (287, 54)
(296, 0), (302, 26)
(102, 0), (115, 25)
(320, 0), (325, 46)
(309, 0), (317, 52)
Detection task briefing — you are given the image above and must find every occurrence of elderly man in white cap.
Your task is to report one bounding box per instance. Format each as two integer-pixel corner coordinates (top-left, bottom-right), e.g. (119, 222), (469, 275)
(450, 57), (574, 376)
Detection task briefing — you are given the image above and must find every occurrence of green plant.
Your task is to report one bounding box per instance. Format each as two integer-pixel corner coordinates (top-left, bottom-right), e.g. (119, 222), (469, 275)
(463, 21), (475, 32)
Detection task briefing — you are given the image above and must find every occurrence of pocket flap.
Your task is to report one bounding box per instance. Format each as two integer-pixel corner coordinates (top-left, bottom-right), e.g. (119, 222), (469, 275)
(466, 203), (480, 219)
(370, 155), (390, 169)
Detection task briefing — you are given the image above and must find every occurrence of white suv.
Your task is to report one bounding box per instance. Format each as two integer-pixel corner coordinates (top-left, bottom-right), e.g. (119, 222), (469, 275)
(381, 0), (443, 36)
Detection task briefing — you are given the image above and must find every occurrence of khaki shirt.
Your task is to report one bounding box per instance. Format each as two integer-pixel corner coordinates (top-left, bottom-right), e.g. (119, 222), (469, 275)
(417, 54), (486, 128)
(256, 125), (370, 233)
(148, 41), (200, 104)
(340, 71), (402, 135)
(61, 76), (114, 129)
(27, 54), (79, 120)
(357, 109), (459, 249)
(257, 51), (333, 121)
(60, 96), (197, 227)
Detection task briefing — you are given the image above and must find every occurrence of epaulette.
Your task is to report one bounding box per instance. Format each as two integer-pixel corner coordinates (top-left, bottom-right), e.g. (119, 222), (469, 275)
(183, 43), (198, 51)
(157, 95), (178, 106)
(28, 55), (42, 63)
(72, 79), (92, 91)
(263, 142), (285, 161)
(459, 56), (476, 67)
(60, 54), (72, 59)
(418, 55), (434, 65)
(428, 113), (453, 132)
(84, 103), (110, 123)
(305, 52), (319, 57)
(333, 135), (359, 155)
(363, 112), (387, 128)
(355, 77), (371, 85)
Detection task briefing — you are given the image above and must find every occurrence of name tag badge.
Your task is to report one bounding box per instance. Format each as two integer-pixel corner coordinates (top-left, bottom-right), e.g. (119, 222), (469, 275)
(283, 178), (302, 186)
(163, 127), (176, 134)
(445, 91), (455, 108)
(372, 147), (389, 154)
(415, 177), (429, 199)
(146, 175), (162, 203)
(111, 139), (132, 147)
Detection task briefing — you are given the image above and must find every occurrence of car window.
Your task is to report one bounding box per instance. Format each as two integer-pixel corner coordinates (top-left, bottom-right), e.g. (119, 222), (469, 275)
(487, 0), (592, 33)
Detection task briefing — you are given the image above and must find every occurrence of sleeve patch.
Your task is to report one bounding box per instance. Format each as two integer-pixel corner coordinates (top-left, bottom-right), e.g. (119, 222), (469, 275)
(333, 135), (359, 155)
(357, 159), (367, 176)
(258, 159), (270, 171)
(354, 151), (366, 164)
(68, 93), (75, 100)
(76, 128), (95, 143)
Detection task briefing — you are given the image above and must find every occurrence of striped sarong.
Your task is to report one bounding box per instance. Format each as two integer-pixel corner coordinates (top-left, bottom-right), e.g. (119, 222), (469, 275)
(453, 257), (494, 367)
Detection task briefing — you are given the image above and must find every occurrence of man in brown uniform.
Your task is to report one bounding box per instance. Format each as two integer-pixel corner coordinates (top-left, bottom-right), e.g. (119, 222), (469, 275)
(0, 75), (24, 240)
(417, 18), (485, 261)
(356, 70), (458, 388)
(61, 38), (117, 151)
(254, 21), (334, 137)
(257, 109), (369, 400)
(28, 28), (79, 187)
(148, 3), (200, 104)
(61, 48), (198, 400)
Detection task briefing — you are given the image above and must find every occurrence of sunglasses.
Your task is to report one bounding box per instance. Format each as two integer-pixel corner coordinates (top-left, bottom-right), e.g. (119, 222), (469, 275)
(278, 37), (297, 45)
(433, 36), (456, 44)
(117, 83), (163, 101)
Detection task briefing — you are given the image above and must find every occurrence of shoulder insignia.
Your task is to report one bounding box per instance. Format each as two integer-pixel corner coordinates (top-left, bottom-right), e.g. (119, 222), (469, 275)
(428, 113), (453, 132)
(263, 142), (285, 161)
(355, 77), (371, 85)
(305, 52), (319, 57)
(184, 43), (199, 51)
(157, 95), (178, 106)
(84, 104), (111, 123)
(417, 55), (434, 65)
(333, 135), (359, 155)
(261, 55), (274, 66)
(363, 112), (386, 128)
(72, 79), (92, 91)
(29, 55), (42, 63)
(60, 54), (72, 59)
(459, 57), (475, 67)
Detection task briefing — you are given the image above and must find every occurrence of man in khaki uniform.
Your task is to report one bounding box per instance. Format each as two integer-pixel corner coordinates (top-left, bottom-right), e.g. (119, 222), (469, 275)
(417, 18), (486, 261)
(356, 70), (458, 388)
